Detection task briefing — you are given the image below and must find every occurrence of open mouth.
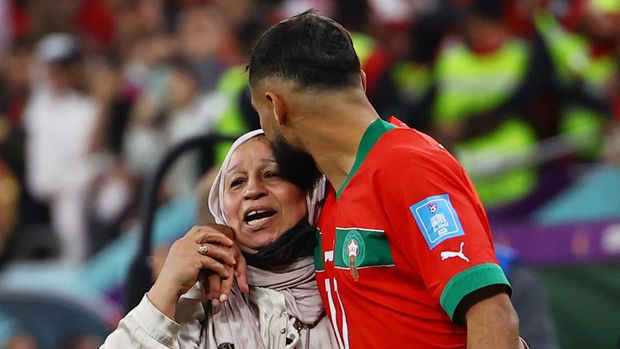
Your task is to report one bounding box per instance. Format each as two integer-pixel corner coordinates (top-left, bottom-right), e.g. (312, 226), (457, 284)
(244, 209), (277, 227)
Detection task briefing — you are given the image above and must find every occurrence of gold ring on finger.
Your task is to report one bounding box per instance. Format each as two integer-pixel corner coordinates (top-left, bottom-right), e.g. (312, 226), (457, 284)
(197, 243), (209, 254)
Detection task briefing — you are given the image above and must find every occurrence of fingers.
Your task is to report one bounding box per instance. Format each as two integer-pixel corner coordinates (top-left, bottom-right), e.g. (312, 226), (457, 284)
(200, 232), (234, 247)
(187, 226), (234, 247)
(234, 248), (249, 294)
(182, 225), (245, 303)
(206, 223), (236, 240)
(197, 243), (236, 265)
(197, 254), (231, 279)
(203, 272), (221, 302)
(218, 272), (233, 303)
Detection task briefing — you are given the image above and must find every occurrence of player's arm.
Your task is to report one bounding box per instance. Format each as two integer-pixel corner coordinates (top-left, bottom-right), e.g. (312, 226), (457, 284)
(460, 288), (520, 349)
(378, 140), (521, 346)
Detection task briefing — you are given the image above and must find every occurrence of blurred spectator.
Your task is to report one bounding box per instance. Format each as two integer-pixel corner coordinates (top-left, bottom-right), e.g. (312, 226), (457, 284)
(164, 56), (227, 197)
(0, 41), (39, 241)
(24, 33), (100, 264)
(122, 32), (175, 177)
(29, 0), (81, 38)
(74, 0), (115, 52)
(332, 0), (392, 100)
(180, 9), (264, 165)
(431, 0), (549, 211)
(175, 4), (231, 91)
(83, 56), (137, 255)
(4, 0), (33, 44)
(507, 0), (619, 159)
(374, 2), (453, 130)
(0, 40), (31, 132)
(556, 0), (620, 158)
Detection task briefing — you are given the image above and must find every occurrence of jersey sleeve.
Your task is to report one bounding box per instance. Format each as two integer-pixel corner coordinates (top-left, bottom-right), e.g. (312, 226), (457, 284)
(377, 135), (510, 321)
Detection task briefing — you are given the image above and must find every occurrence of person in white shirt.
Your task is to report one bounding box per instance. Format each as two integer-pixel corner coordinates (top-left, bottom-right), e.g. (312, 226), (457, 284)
(102, 130), (338, 349)
(24, 34), (100, 265)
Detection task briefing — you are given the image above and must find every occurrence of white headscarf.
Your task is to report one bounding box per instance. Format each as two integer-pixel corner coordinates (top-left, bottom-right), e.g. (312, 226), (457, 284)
(208, 129), (325, 226)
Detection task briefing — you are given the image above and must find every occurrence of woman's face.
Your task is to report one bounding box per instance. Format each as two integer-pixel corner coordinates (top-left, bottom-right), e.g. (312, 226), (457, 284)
(223, 136), (308, 252)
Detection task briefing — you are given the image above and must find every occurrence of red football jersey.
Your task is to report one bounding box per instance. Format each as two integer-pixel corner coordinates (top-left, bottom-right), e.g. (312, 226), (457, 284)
(314, 118), (510, 348)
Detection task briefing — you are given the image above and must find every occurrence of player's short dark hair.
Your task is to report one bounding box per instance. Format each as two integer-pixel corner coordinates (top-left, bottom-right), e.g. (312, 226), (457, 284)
(248, 10), (361, 90)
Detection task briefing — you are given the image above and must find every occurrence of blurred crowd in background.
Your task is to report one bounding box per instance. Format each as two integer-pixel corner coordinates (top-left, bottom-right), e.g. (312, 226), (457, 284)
(0, 0), (619, 348)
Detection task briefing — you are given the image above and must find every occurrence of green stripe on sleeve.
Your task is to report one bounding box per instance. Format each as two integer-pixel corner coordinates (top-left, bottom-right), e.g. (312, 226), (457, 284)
(313, 229), (324, 271)
(440, 263), (511, 321)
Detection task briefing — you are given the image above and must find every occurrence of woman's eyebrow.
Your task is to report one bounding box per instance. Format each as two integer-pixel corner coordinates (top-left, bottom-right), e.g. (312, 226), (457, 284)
(226, 159), (276, 174)
(226, 164), (241, 174)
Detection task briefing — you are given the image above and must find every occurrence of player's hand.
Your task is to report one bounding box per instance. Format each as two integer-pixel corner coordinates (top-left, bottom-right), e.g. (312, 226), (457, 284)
(201, 225), (250, 306)
(148, 225), (236, 320)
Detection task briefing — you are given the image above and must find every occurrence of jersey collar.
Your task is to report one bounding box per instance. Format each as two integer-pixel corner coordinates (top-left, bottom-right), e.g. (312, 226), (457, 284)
(336, 118), (396, 198)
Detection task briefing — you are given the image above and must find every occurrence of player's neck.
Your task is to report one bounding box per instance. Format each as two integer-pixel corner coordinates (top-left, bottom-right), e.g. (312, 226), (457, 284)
(296, 93), (378, 191)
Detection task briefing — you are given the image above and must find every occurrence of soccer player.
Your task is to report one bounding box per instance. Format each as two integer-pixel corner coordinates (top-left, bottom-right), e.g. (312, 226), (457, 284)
(248, 11), (526, 349)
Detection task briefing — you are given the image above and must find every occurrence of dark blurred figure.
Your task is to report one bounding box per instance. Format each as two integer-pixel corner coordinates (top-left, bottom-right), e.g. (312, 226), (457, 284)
(84, 56), (138, 256)
(333, 0), (392, 101)
(553, 0), (619, 159)
(0, 39), (52, 266)
(174, 4), (230, 92)
(507, 0), (618, 158)
(374, 1), (454, 131)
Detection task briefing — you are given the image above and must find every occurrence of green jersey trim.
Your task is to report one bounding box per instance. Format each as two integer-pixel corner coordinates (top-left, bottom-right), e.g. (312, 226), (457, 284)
(314, 229), (324, 271)
(336, 118), (396, 198)
(440, 263), (511, 321)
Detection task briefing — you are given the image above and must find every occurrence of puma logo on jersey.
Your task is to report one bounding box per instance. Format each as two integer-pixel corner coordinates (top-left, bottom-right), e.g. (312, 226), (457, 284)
(324, 250), (334, 262)
(440, 242), (469, 262)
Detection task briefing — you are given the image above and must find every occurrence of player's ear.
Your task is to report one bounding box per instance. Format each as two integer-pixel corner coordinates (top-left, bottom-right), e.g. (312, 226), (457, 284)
(360, 70), (367, 92)
(266, 92), (287, 126)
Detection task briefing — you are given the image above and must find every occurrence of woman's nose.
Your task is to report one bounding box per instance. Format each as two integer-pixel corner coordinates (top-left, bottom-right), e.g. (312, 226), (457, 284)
(243, 178), (267, 200)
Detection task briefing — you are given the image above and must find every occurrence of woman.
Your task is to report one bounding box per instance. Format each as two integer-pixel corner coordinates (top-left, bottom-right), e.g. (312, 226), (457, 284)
(101, 130), (337, 348)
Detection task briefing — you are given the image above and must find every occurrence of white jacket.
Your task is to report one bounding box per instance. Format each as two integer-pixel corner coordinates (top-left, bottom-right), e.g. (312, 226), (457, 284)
(101, 288), (338, 349)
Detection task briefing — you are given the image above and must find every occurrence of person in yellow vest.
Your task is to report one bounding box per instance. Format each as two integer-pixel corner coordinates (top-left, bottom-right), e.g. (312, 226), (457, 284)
(507, 0), (617, 160)
(431, 0), (547, 210)
(553, 0), (619, 159)
(209, 18), (265, 165)
(374, 4), (455, 132)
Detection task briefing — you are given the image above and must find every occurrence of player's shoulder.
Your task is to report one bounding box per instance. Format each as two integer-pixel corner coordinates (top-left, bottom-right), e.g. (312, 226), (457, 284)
(375, 125), (454, 168)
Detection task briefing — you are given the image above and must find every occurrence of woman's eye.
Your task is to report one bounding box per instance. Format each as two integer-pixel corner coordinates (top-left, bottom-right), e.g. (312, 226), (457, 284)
(265, 171), (281, 178)
(230, 178), (245, 187)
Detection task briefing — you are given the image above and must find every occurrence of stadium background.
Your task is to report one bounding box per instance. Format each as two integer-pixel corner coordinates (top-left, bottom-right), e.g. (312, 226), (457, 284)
(0, 0), (618, 348)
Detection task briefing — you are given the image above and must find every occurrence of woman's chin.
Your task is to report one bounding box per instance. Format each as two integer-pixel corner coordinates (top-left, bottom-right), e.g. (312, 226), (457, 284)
(240, 232), (279, 252)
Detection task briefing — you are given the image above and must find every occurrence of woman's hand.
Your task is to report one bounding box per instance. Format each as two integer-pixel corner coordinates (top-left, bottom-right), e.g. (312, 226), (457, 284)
(147, 225), (237, 320)
(202, 239), (249, 307)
